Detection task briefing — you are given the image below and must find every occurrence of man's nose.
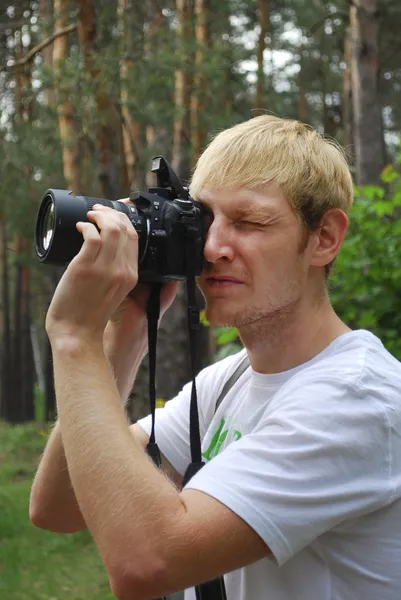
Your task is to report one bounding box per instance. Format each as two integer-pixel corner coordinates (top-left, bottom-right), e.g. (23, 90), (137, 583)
(203, 220), (234, 263)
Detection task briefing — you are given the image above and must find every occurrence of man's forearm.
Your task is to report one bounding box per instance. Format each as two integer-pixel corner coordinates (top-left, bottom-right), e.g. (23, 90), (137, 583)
(52, 339), (185, 594)
(29, 420), (85, 532)
(30, 331), (147, 531)
(104, 327), (148, 404)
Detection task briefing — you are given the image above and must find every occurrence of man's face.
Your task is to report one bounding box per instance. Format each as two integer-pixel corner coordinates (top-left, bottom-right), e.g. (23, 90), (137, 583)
(196, 183), (315, 328)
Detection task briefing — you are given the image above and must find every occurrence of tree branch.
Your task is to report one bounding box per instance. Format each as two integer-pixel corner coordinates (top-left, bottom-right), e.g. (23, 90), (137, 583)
(7, 24), (77, 69)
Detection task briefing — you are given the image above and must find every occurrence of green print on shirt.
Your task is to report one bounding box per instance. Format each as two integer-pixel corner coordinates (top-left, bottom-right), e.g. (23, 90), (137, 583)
(202, 418), (242, 461)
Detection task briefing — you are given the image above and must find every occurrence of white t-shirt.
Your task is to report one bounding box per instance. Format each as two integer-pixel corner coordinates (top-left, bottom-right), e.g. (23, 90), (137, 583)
(138, 330), (401, 600)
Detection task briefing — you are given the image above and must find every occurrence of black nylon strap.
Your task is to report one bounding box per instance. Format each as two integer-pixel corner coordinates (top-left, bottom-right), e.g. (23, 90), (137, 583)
(182, 240), (227, 600)
(185, 251), (203, 467)
(145, 244), (227, 599)
(195, 578), (228, 600)
(146, 284), (168, 600)
(146, 283), (163, 469)
(215, 355), (250, 413)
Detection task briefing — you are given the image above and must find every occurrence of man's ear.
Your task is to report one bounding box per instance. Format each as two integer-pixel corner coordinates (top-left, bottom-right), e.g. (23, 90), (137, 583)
(310, 208), (348, 268)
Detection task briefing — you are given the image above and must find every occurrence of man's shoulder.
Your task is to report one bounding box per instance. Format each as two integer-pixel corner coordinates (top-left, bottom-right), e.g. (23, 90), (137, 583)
(277, 329), (401, 407)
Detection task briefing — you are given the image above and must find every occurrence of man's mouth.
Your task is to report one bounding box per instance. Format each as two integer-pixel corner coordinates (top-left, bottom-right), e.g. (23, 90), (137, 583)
(205, 275), (244, 287)
(207, 276), (242, 282)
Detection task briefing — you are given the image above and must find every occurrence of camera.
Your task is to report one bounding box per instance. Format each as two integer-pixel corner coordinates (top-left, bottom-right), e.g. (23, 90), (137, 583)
(34, 157), (209, 283)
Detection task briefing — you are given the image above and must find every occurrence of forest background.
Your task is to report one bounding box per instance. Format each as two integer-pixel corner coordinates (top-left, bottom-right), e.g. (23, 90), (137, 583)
(0, 0), (401, 597)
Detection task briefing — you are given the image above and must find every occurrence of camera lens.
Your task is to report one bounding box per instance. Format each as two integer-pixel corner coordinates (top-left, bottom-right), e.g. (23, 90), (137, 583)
(34, 189), (148, 266)
(42, 199), (55, 252)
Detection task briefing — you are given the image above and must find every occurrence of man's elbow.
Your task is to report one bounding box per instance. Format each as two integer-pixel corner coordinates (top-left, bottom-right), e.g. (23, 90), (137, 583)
(109, 554), (171, 600)
(29, 497), (84, 534)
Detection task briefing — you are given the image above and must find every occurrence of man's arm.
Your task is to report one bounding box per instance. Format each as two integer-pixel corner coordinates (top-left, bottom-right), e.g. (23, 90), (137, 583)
(29, 328), (182, 533)
(50, 340), (269, 600)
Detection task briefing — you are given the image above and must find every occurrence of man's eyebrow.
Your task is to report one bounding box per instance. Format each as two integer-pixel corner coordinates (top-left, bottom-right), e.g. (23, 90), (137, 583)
(233, 204), (276, 219)
(199, 198), (276, 218)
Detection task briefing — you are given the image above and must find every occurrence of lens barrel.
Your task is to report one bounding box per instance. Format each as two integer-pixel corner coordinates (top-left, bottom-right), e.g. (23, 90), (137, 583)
(34, 189), (147, 265)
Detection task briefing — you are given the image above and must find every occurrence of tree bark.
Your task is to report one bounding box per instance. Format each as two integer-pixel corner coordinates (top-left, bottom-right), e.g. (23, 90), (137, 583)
(343, 23), (354, 157)
(298, 54), (308, 122)
(172, 0), (192, 180)
(191, 0), (209, 163)
(118, 0), (146, 192)
(40, 0), (55, 107)
(20, 265), (35, 421)
(256, 0), (268, 110)
(0, 217), (11, 420)
(77, 0), (117, 199)
(154, 285), (212, 405)
(350, 0), (385, 185)
(10, 12), (35, 424)
(53, 0), (80, 191)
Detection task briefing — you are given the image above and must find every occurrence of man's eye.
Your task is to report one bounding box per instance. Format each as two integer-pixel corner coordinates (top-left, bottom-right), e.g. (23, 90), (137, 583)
(234, 220), (257, 228)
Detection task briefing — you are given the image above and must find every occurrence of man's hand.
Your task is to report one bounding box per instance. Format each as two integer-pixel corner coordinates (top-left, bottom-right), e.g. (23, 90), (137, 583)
(45, 204), (137, 345)
(45, 202), (179, 348)
(105, 280), (179, 346)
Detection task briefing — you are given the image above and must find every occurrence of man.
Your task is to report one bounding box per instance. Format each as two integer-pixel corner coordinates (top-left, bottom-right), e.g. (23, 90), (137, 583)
(30, 115), (401, 600)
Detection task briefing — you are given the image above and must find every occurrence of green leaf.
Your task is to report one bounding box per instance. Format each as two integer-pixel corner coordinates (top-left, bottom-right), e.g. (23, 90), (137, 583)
(372, 200), (394, 217)
(215, 327), (239, 345)
(381, 165), (399, 184)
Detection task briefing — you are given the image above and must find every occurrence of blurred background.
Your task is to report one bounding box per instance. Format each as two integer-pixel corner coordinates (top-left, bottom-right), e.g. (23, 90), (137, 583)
(1, 0), (401, 598)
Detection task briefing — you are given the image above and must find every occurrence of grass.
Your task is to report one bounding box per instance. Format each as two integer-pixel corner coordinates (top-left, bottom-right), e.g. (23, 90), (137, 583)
(0, 421), (115, 600)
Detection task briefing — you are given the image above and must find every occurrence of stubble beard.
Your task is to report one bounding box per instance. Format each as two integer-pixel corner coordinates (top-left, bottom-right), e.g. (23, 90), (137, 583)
(206, 294), (300, 337)
(204, 277), (305, 344)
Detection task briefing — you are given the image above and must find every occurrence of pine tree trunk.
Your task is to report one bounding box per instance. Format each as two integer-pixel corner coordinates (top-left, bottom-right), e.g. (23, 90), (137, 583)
(191, 0), (209, 162)
(172, 0), (192, 179)
(53, 0), (80, 191)
(298, 54), (308, 122)
(21, 267), (35, 421)
(11, 237), (23, 423)
(77, 0), (118, 199)
(142, 2), (165, 186)
(350, 0), (385, 185)
(118, 0), (146, 191)
(256, 0), (268, 110)
(343, 24), (354, 155)
(11, 14), (35, 424)
(0, 218), (11, 421)
(155, 285), (212, 404)
(40, 0), (55, 106)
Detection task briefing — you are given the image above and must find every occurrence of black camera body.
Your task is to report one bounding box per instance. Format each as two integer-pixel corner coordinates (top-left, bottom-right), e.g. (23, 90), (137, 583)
(34, 157), (209, 283)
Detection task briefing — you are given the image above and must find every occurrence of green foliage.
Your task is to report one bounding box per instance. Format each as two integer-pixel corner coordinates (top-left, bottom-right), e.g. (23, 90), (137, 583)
(214, 326), (243, 361)
(330, 166), (401, 358)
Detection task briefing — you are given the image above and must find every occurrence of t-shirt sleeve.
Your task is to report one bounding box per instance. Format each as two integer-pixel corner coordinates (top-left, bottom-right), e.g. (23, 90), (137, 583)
(184, 374), (394, 567)
(137, 350), (248, 475)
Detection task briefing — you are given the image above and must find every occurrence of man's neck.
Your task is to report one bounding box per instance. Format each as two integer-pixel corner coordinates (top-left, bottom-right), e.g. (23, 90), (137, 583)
(238, 295), (350, 375)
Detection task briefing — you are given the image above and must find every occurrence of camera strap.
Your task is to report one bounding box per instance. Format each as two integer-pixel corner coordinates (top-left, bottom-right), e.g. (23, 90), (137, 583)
(145, 282), (163, 469)
(145, 241), (227, 600)
(145, 283), (168, 600)
(182, 241), (227, 600)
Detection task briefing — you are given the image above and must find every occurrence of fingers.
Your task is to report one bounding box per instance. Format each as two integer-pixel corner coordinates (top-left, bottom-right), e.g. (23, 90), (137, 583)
(87, 207), (126, 264)
(75, 221), (102, 263)
(75, 204), (137, 281)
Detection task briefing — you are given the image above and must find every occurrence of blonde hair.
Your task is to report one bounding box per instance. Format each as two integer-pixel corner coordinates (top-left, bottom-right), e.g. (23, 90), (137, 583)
(189, 115), (354, 231)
